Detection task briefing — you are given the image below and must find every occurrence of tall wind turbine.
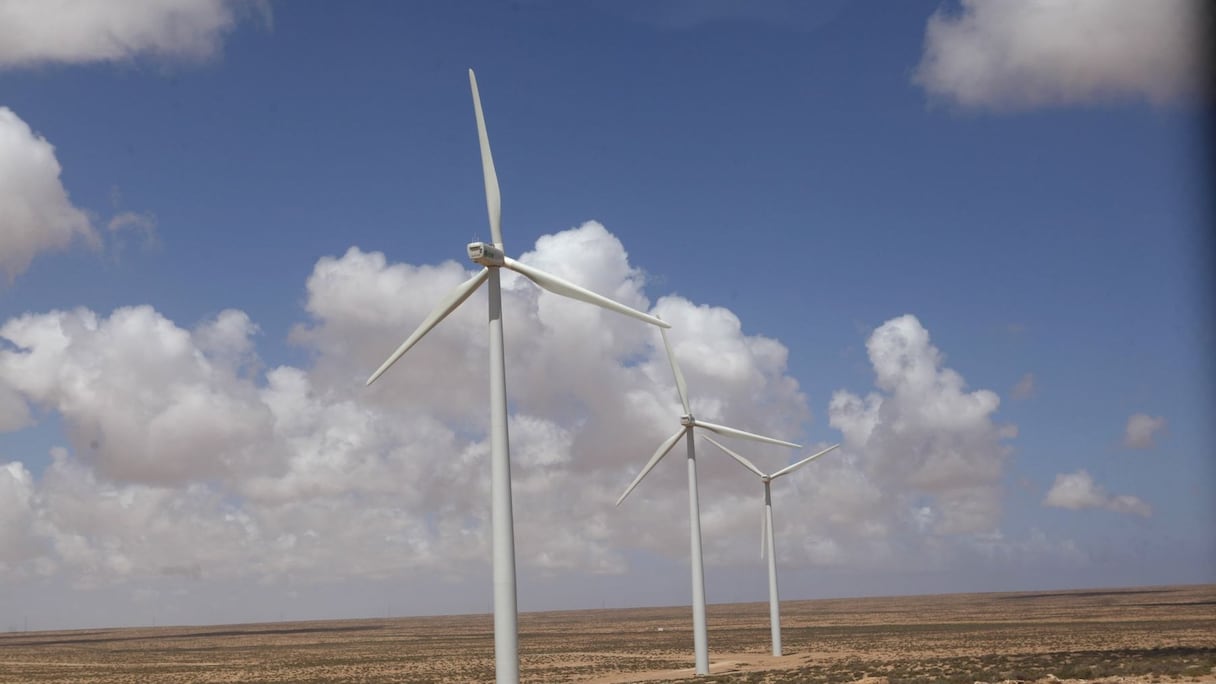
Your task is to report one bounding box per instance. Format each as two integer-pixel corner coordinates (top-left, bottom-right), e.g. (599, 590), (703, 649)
(367, 69), (669, 684)
(616, 326), (800, 675)
(702, 436), (838, 657)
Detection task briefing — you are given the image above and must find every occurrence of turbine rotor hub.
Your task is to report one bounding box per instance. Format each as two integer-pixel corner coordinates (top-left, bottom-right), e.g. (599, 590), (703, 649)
(468, 241), (505, 267)
(680, 414), (695, 427)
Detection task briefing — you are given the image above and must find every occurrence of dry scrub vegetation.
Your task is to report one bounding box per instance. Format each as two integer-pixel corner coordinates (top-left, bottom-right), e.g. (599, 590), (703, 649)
(1, 584), (1212, 683)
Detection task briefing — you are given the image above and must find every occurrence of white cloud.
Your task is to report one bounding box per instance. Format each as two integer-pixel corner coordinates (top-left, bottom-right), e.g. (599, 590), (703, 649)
(0, 306), (280, 485)
(914, 0), (1204, 110)
(35, 448), (253, 585)
(1044, 469), (1152, 517)
(0, 383), (33, 432)
(1105, 494), (1153, 517)
(0, 107), (96, 282)
(0, 461), (49, 576)
(0, 0), (266, 68)
(195, 309), (259, 368)
(827, 314), (1012, 536)
(1011, 372), (1035, 400)
(1124, 413), (1166, 449)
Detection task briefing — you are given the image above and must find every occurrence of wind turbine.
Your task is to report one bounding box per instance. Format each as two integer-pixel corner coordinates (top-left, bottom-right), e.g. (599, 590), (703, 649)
(616, 326), (800, 675)
(702, 435), (838, 657)
(367, 69), (669, 684)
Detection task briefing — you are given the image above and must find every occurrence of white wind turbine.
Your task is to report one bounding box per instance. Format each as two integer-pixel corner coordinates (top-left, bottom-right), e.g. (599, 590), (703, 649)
(702, 435), (838, 657)
(366, 69), (669, 684)
(616, 326), (800, 675)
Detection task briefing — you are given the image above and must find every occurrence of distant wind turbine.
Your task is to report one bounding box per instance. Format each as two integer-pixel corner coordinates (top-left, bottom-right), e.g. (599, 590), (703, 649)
(616, 326), (799, 675)
(367, 69), (669, 684)
(702, 435), (839, 657)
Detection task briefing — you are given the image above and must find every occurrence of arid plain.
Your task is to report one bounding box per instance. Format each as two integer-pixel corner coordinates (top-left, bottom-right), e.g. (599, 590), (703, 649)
(2, 584), (1212, 683)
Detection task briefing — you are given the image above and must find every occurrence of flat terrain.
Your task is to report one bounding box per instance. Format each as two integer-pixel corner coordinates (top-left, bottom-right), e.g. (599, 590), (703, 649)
(1, 584), (1213, 683)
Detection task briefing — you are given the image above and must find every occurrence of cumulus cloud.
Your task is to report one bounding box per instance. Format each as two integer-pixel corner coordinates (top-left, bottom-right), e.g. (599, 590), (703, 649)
(1124, 413), (1166, 449)
(0, 107), (96, 282)
(1011, 373), (1035, 400)
(0, 0), (266, 68)
(0, 461), (49, 576)
(914, 0), (1205, 110)
(0, 383), (33, 432)
(827, 315), (1013, 536)
(0, 306), (279, 485)
(1044, 469), (1152, 516)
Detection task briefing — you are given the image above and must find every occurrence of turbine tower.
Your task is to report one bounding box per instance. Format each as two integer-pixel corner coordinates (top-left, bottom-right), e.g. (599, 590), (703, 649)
(616, 326), (800, 675)
(367, 69), (669, 684)
(703, 436), (838, 657)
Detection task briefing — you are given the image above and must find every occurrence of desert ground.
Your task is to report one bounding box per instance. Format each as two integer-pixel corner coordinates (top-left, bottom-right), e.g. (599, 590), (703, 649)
(1, 584), (1212, 683)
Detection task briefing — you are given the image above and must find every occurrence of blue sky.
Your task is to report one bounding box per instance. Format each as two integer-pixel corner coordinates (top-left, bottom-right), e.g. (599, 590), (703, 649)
(0, 0), (1211, 630)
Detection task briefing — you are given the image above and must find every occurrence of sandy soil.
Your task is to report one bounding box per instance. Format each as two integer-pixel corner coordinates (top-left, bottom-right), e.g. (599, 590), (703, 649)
(1, 584), (1212, 682)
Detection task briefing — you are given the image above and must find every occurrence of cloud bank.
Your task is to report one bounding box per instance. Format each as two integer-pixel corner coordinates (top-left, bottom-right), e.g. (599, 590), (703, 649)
(0, 223), (1139, 622)
(914, 0), (1205, 110)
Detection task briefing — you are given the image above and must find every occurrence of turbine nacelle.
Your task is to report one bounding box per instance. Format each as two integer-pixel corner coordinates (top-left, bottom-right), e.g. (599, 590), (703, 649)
(468, 241), (506, 267)
(680, 414), (695, 427)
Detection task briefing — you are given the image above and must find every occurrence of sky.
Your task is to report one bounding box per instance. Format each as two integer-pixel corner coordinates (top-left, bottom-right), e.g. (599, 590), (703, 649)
(0, 0), (1212, 631)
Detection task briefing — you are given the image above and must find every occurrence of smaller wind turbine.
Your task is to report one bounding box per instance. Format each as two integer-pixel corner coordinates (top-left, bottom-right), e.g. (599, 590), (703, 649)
(702, 435), (838, 657)
(616, 326), (800, 675)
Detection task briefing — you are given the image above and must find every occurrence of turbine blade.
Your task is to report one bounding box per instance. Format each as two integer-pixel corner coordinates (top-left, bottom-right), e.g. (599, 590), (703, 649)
(504, 257), (669, 329)
(692, 420), (800, 449)
(616, 428), (687, 506)
(771, 444), (840, 479)
(366, 268), (490, 386)
(659, 326), (691, 416)
(469, 69), (503, 248)
(761, 499), (768, 561)
(701, 435), (766, 479)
